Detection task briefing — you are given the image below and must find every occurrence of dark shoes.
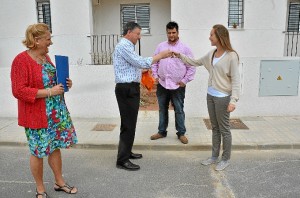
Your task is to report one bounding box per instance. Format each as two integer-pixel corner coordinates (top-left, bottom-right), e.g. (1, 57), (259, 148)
(36, 189), (49, 198)
(130, 153), (143, 159)
(150, 133), (165, 140)
(116, 160), (140, 171)
(54, 183), (77, 194)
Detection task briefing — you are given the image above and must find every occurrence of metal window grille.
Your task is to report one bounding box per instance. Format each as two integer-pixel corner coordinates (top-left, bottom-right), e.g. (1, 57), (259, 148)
(90, 34), (121, 65)
(36, 0), (52, 32)
(121, 4), (150, 34)
(228, 0), (244, 28)
(287, 2), (300, 32)
(285, 1), (300, 56)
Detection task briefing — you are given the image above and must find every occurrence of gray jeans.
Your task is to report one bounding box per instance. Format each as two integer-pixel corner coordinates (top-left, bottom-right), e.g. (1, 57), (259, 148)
(207, 94), (231, 161)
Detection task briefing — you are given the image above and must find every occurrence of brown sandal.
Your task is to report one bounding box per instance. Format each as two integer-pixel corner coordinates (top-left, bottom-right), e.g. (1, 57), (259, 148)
(54, 183), (77, 194)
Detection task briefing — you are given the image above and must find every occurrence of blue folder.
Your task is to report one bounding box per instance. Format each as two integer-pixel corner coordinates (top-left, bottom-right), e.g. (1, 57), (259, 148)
(55, 55), (69, 92)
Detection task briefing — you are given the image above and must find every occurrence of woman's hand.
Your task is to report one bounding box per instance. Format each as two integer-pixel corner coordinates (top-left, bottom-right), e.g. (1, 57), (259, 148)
(227, 103), (236, 112)
(66, 78), (72, 89)
(51, 84), (65, 96)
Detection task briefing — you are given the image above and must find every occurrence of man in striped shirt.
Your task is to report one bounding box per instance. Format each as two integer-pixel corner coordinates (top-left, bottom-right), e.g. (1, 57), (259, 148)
(113, 22), (171, 171)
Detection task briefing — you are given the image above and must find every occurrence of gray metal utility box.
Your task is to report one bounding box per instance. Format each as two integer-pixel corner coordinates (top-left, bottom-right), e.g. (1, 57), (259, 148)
(259, 60), (300, 96)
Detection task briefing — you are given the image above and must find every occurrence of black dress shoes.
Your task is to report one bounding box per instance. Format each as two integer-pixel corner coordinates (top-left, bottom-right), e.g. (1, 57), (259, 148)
(130, 153), (143, 159)
(116, 160), (140, 171)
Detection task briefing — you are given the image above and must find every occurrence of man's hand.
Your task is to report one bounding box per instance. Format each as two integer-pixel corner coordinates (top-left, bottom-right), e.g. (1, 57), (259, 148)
(172, 52), (180, 58)
(159, 49), (172, 59)
(142, 69), (149, 73)
(177, 81), (186, 87)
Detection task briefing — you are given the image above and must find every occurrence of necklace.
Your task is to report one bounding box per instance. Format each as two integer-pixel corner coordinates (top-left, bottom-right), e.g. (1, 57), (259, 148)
(36, 56), (47, 64)
(28, 50), (47, 64)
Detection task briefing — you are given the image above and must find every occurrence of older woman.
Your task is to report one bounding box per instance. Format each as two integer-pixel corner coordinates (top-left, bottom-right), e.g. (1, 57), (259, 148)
(11, 23), (78, 197)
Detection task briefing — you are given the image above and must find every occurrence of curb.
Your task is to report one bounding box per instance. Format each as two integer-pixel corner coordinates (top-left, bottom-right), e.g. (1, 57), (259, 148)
(1, 141), (300, 151)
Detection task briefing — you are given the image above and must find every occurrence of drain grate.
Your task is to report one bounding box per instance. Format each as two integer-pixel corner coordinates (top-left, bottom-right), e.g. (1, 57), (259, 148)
(92, 124), (116, 131)
(203, 118), (249, 130)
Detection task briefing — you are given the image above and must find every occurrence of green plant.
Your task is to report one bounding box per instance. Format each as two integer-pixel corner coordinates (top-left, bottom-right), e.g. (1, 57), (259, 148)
(233, 22), (238, 28)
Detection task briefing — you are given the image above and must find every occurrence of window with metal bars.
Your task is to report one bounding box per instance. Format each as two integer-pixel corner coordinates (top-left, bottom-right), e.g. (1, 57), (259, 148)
(36, 0), (52, 32)
(287, 1), (300, 32)
(228, 0), (244, 28)
(285, 1), (300, 56)
(121, 4), (150, 35)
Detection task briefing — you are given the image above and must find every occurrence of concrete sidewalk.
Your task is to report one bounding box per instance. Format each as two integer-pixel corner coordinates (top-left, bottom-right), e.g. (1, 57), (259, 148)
(0, 116), (300, 150)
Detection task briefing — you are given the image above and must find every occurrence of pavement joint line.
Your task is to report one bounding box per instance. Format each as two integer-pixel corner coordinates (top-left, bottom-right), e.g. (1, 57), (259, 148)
(0, 121), (15, 130)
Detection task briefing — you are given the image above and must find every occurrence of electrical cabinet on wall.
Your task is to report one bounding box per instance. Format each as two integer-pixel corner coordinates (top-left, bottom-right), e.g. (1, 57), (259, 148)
(259, 60), (300, 96)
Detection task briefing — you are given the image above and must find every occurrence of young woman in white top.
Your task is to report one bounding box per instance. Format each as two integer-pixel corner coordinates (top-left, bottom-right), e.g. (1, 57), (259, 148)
(174, 24), (240, 171)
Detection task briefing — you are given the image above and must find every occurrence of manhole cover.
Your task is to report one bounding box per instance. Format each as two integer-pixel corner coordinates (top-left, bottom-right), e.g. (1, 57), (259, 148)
(203, 119), (249, 130)
(92, 124), (116, 131)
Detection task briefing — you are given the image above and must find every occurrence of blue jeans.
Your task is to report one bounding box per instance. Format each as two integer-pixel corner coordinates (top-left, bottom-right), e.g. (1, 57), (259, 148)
(156, 83), (186, 137)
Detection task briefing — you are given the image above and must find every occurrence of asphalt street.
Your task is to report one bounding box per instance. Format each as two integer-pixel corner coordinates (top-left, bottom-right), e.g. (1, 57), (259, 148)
(0, 146), (300, 198)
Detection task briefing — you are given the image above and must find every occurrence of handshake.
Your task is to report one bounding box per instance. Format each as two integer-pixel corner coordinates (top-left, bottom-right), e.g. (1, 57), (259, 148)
(158, 50), (180, 59)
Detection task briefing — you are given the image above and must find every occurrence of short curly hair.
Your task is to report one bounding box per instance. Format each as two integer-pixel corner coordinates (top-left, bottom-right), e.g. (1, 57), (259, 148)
(22, 23), (50, 49)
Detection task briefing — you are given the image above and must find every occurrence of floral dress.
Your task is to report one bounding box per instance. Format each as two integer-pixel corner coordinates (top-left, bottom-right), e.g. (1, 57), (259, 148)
(25, 62), (78, 158)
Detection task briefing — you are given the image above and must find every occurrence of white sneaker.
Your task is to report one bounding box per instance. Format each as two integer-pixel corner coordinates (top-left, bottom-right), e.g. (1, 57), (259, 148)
(201, 157), (218, 166)
(215, 160), (230, 171)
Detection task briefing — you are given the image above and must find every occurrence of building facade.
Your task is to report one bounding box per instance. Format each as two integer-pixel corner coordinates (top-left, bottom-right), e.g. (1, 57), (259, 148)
(0, 0), (299, 118)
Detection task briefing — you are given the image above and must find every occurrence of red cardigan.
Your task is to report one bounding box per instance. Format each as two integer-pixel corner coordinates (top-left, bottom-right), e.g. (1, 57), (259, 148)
(11, 51), (54, 129)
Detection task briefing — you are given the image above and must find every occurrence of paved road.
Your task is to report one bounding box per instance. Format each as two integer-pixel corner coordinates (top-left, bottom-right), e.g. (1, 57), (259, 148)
(0, 146), (300, 198)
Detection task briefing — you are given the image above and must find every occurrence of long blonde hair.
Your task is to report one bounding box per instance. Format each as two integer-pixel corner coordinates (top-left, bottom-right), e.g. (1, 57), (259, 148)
(213, 24), (239, 59)
(22, 23), (50, 49)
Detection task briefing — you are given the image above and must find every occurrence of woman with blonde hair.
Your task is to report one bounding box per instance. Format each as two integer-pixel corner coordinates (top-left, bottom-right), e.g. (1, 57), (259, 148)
(11, 23), (78, 197)
(174, 24), (240, 171)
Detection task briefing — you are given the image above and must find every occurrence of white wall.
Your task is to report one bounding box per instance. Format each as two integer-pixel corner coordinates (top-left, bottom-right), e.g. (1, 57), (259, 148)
(2, 58), (299, 118)
(172, 0), (300, 117)
(0, 0), (36, 69)
(1, 0), (300, 118)
(92, 0), (171, 57)
(237, 57), (300, 116)
(49, 0), (92, 65)
(0, 0), (93, 68)
(0, 0), (94, 117)
(172, 0), (287, 57)
(0, 0), (41, 117)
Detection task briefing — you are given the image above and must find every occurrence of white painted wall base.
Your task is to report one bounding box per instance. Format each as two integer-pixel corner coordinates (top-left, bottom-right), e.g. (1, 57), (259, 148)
(2, 57), (300, 118)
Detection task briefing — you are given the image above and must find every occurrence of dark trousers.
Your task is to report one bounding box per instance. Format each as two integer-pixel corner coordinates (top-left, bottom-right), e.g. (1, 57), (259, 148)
(156, 83), (186, 137)
(115, 82), (140, 163)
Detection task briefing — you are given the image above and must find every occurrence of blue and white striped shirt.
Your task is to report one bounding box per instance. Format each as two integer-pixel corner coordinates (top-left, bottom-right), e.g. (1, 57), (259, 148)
(113, 38), (153, 83)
